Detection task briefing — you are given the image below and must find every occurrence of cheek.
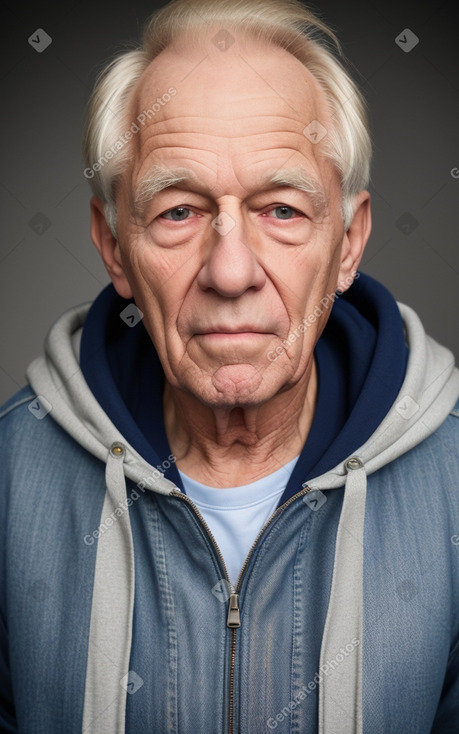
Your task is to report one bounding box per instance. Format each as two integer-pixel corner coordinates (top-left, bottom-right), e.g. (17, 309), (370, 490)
(272, 252), (325, 324)
(269, 237), (343, 354)
(120, 237), (183, 304)
(142, 238), (198, 286)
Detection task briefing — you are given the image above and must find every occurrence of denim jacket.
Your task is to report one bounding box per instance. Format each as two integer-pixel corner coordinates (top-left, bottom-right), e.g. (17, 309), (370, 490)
(1, 299), (458, 733)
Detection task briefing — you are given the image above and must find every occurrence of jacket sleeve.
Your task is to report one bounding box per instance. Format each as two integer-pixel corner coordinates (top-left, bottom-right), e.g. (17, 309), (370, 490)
(0, 392), (25, 733)
(430, 639), (459, 733)
(431, 405), (459, 733)
(0, 611), (17, 733)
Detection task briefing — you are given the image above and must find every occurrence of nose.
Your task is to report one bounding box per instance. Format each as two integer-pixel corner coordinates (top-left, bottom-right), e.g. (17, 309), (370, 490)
(197, 212), (266, 297)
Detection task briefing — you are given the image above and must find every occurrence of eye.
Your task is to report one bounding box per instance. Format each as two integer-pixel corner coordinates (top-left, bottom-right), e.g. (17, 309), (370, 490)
(160, 206), (194, 221)
(265, 205), (299, 220)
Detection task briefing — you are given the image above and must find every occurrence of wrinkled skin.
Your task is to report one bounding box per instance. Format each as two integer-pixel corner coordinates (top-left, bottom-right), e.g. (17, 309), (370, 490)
(91, 33), (371, 486)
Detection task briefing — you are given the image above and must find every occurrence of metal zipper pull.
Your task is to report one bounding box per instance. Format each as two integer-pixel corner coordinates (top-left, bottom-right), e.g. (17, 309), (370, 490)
(227, 593), (241, 628)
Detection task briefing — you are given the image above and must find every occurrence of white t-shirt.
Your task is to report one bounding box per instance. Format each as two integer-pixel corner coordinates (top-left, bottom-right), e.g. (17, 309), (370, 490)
(178, 456), (299, 586)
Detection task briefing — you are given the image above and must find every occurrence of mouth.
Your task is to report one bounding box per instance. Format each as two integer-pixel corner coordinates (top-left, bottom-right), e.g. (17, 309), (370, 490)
(196, 330), (271, 342)
(196, 326), (270, 336)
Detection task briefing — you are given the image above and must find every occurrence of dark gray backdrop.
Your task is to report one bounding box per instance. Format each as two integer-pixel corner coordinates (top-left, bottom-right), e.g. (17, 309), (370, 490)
(1, 0), (457, 404)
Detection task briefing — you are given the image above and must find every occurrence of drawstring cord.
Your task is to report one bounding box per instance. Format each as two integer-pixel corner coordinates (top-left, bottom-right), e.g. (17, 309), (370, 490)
(82, 443), (135, 734)
(318, 457), (367, 734)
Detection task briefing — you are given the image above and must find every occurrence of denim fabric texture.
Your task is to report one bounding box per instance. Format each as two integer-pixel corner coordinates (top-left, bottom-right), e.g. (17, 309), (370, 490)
(1, 385), (458, 733)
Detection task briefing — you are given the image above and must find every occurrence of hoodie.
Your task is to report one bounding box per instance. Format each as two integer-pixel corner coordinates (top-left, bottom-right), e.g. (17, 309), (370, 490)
(1, 272), (458, 733)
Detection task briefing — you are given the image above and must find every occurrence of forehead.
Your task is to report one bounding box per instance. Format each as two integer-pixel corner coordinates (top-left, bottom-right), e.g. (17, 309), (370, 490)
(126, 32), (334, 193)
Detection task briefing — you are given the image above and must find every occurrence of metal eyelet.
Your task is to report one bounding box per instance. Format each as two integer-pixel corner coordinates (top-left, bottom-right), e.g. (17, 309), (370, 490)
(345, 456), (363, 471)
(110, 443), (125, 458)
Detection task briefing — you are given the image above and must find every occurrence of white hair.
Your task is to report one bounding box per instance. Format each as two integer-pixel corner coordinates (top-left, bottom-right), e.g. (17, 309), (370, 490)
(82, 0), (371, 236)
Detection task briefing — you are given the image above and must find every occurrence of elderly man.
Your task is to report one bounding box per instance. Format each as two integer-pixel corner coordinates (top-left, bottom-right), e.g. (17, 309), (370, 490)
(1, 0), (458, 732)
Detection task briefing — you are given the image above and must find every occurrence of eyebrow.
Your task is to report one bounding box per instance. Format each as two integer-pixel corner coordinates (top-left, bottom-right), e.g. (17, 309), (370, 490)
(261, 167), (328, 218)
(132, 164), (327, 220)
(132, 165), (198, 219)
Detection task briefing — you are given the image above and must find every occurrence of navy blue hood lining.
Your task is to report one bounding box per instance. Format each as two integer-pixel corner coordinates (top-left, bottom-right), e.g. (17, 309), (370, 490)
(79, 273), (408, 502)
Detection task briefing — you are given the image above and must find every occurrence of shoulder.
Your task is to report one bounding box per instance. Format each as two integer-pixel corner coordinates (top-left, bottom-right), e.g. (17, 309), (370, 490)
(365, 396), (459, 552)
(0, 384), (106, 546)
(0, 384), (36, 421)
(0, 385), (59, 450)
(374, 397), (459, 494)
(0, 385), (40, 449)
(424, 396), (459, 465)
(0, 384), (101, 488)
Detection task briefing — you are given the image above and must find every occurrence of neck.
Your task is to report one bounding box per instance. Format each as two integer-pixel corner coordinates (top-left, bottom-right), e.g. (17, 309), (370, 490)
(163, 359), (318, 487)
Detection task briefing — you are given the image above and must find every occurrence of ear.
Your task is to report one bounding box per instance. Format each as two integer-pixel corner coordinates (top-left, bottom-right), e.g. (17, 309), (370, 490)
(90, 197), (133, 299)
(336, 190), (371, 292)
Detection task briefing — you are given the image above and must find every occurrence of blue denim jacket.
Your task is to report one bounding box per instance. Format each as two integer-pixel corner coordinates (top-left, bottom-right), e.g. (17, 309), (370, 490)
(1, 302), (459, 733)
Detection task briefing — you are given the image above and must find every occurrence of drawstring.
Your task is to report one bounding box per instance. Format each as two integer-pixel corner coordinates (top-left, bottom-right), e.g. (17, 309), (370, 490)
(82, 444), (135, 734)
(318, 457), (367, 734)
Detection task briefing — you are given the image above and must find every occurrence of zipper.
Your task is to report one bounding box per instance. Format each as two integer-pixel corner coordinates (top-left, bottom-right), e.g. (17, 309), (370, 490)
(227, 593), (241, 627)
(171, 483), (313, 733)
(231, 484), (313, 592)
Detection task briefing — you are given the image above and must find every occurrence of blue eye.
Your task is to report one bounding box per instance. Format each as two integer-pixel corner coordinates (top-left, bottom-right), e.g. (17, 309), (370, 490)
(162, 207), (192, 221)
(271, 206), (296, 219)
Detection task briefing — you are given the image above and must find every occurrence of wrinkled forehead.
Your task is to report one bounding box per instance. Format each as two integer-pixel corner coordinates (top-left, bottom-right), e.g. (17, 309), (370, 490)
(135, 31), (330, 126)
(123, 31), (336, 195)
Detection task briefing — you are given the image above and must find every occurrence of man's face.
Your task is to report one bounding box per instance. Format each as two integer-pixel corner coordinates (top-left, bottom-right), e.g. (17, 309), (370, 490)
(110, 35), (362, 407)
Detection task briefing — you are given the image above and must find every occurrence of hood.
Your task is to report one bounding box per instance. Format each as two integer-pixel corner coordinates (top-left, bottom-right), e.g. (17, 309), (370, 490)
(26, 278), (459, 734)
(74, 272), (410, 506)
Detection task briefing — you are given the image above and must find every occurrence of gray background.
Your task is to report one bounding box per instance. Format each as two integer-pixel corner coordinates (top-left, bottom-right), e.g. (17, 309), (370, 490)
(1, 0), (457, 404)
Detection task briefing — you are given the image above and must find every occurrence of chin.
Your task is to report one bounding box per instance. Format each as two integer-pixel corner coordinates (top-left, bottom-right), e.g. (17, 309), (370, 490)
(185, 363), (277, 408)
